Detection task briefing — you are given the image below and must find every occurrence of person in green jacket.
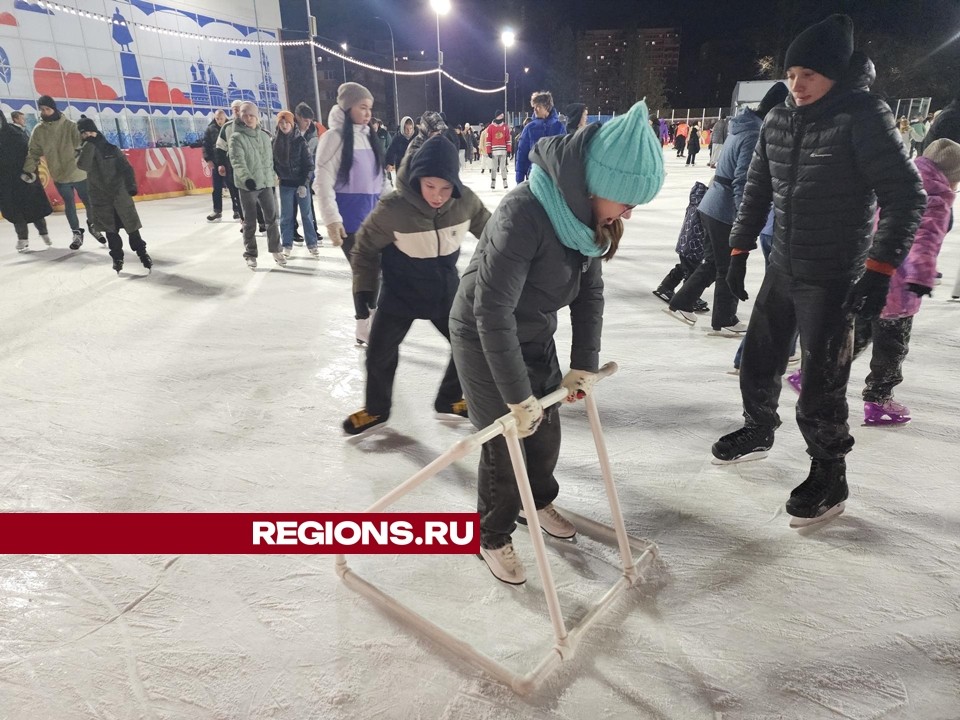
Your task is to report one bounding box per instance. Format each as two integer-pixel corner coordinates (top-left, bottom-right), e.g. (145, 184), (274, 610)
(21, 95), (105, 249)
(343, 135), (490, 435)
(76, 118), (151, 274)
(228, 101), (283, 269)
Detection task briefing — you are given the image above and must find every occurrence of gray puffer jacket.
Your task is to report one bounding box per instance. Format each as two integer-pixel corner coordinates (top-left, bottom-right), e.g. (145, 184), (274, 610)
(449, 124), (604, 405)
(729, 56), (926, 282)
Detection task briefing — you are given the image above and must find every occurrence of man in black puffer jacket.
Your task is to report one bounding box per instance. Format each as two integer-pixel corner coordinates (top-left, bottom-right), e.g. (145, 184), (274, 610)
(712, 15), (926, 526)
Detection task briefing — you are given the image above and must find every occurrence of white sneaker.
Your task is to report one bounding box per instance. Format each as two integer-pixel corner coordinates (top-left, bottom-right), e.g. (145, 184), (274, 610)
(662, 307), (697, 326)
(41, 234), (52, 246)
(282, 245), (292, 257)
(16, 237), (28, 252)
(308, 246), (319, 257)
(271, 251), (287, 267)
(518, 503), (577, 539)
(479, 543), (526, 585)
(245, 257), (257, 270)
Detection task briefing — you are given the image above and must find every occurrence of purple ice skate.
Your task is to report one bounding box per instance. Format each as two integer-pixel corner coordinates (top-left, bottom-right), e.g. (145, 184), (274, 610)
(786, 370), (802, 394)
(864, 400), (911, 426)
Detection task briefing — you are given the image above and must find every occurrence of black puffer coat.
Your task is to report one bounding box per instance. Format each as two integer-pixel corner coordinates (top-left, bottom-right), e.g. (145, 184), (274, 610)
(729, 55), (926, 283)
(0, 123), (52, 225)
(272, 131), (312, 188)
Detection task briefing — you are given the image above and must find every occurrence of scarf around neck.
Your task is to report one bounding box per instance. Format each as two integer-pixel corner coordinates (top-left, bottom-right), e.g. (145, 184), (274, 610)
(528, 164), (606, 257)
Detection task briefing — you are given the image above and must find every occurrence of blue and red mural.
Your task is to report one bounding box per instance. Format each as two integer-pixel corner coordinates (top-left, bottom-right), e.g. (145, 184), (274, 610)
(0, 0), (284, 148)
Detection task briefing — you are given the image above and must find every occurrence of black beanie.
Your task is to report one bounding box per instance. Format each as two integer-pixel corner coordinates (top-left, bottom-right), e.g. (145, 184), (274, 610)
(37, 94), (57, 111)
(564, 103), (586, 133)
(77, 117), (99, 134)
(756, 82), (789, 119)
(408, 135), (463, 199)
(783, 14), (854, 80)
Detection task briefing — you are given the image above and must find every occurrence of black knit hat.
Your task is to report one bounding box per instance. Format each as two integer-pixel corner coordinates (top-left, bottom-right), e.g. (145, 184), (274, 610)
(756, 82), (789, 119)
(408, 135), (462, 199)
(77, 117), (99, 134)
(564, 103), (586, 132)
(783, 14), (854, 81)
(37, 94), (58, 110)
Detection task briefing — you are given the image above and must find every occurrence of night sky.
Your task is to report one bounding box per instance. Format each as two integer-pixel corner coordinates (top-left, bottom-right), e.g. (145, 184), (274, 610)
(309, 0), (960, 124)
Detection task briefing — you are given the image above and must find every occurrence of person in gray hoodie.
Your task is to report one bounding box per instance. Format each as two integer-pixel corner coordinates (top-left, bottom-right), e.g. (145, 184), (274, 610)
(449, 100), (665, 585)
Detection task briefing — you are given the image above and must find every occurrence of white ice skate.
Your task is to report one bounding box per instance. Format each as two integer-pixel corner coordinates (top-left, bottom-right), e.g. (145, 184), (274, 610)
(789, 502), (845, 529)
(662, 307), (697, 326)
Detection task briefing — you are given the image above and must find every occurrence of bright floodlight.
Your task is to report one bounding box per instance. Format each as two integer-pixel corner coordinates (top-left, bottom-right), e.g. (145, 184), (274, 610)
(501, 29), (515, 47)
(430, 0), (451, 15)
(340, 42), (347, 50)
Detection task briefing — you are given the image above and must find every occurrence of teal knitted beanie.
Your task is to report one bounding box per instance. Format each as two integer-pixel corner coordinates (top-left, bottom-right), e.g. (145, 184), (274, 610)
(585, 100), (665, 206)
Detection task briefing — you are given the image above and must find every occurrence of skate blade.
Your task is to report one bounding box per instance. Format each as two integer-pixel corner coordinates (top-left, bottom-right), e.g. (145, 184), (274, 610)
(706, 329), (743, 338)
(862, 417), (911, 427)
(789, 502), (845, 528)
(711, 450), (769, 465)
(434, 412), (470, 423)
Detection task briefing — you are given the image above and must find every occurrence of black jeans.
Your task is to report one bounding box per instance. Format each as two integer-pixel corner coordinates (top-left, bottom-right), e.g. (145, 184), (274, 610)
(670, 212), (739, 329)
(224, 174), (242, 216)
(211, 169), (225, 214)
(740, 266), (854, 460)
(478, 405), (561, 549)
(105, 229), (146, 261)
(364, 310), (463, 416)
(852, 315), (913, 403)
(686, 149), (699, 165)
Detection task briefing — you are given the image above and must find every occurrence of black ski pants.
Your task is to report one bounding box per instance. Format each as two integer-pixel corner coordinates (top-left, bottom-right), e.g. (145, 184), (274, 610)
(364, 310), (463, 416)
(852, 315), (913, 404)
(739, 266), (855, 460)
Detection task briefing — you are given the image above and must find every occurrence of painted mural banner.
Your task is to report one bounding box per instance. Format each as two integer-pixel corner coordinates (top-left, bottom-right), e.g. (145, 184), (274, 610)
(0, 0), (284, 149)
(38, 147), (213, 211)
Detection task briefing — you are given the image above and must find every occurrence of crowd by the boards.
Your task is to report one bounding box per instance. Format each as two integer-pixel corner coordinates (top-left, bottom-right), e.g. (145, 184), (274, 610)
(3, 13), (960, 583)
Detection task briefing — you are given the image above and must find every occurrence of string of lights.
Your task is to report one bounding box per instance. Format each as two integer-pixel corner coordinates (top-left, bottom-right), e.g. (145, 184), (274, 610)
(34, 1), (506, 93)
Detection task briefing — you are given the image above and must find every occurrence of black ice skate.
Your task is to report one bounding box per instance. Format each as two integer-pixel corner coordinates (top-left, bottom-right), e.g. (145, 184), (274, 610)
(88, 220), (106, 244)
(112, 258), (123, 274)
(69, 228), (84, 250)
(786, 458), (848, 528)
(139, 252), (153, 273)
(711, 425), (775, 464)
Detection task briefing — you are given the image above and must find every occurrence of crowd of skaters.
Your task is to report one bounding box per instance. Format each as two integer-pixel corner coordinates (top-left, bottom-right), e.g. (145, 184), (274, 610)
(3, 11), (960, 582)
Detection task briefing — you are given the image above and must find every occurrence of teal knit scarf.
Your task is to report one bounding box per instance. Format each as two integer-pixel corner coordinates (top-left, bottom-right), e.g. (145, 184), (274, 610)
(528, 165), (606, 257)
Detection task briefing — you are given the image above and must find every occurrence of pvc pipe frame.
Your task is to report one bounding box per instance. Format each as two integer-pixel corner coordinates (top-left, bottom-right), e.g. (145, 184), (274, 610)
(335, 361), (659, 694)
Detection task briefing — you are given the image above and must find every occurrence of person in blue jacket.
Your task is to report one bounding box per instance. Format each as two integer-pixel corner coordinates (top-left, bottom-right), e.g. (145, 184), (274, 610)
(514, 91), (565, 184)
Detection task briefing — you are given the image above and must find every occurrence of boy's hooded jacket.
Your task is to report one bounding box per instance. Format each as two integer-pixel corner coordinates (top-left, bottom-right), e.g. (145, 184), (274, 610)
(351, 135), (490, 319)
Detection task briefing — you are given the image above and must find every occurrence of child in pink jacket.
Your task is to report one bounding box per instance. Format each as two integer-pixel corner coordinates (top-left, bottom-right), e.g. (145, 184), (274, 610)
(853, 138), (960, 425)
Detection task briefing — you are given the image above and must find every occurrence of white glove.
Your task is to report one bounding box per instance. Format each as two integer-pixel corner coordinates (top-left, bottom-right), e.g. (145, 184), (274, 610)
(506, 395), (544, 438)
(326, 222), (347, 247)
(561, 369), (598, 403)
(20, 172), (36, 183)
(297, 185), (307, 199)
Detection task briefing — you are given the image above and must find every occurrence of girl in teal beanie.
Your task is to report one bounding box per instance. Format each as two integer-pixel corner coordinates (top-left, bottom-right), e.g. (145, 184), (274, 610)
(449, 100), (664, 585)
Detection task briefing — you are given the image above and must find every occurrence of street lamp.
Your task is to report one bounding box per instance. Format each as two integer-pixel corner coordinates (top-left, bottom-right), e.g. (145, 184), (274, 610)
(340, 42), (347, 83)
(430, 0), (450, 112)
(373, 16), (400, 130)
(501, 29), (514, 123)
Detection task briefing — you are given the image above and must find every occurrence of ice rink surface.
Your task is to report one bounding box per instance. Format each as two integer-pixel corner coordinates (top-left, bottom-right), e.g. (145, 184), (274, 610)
(2, 151), (959, 719)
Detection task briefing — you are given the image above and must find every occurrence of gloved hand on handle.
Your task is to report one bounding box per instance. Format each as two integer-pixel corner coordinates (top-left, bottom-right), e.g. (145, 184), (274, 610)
(326, 222), (347, 247)
(507, 395), (543, 438)
(561, 369), (598, 403)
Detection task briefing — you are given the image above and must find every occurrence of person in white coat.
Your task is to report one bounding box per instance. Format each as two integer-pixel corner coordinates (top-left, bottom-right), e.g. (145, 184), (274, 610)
(313, 82), (387, 345)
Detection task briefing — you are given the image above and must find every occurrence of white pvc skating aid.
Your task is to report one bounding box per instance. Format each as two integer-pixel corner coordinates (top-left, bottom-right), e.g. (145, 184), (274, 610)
(335, 361), (659, 694)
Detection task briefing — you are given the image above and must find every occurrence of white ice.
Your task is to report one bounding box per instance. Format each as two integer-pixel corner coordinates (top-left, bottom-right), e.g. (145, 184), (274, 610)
(2, 154), (959, 720)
